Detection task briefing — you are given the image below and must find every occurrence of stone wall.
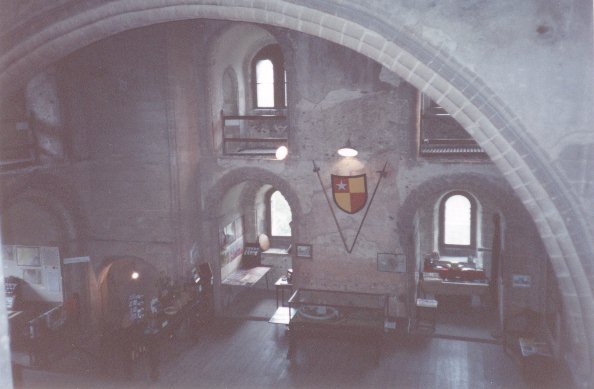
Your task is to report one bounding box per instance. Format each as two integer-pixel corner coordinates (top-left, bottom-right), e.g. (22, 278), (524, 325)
(0, 2), (592, 386)
(0, 19), (550, 321)
(57, 25), (177, 274)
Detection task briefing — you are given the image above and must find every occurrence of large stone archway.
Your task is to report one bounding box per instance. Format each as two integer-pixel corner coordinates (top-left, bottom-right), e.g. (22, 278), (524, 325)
(0, 1), (591, 386)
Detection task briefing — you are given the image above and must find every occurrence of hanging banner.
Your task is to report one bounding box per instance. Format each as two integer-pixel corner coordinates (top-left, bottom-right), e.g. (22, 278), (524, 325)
(331, 174), (367, 214)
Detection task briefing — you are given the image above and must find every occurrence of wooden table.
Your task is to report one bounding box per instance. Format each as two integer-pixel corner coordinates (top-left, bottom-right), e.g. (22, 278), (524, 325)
(421, 278), (489, 297)
(268, 306), (296, 325)
(287, 289), (388, 364)
(274, 276), (293, 307)
(222, 266), (271, 288)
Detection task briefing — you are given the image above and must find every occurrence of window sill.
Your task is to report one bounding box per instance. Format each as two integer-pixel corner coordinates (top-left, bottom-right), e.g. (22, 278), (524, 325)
(262, 248), (290, 255)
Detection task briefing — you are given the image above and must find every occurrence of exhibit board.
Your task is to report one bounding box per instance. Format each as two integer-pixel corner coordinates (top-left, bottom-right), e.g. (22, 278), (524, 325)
(242, 243), (261, 268)
(1, 245), (64, 303)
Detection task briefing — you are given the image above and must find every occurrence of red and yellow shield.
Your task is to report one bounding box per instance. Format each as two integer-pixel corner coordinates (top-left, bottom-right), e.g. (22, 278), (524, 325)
(331, 174), (368, 214)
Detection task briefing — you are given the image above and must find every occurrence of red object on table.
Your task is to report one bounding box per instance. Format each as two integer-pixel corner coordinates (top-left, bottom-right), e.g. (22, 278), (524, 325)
(424, 262), (486, 281)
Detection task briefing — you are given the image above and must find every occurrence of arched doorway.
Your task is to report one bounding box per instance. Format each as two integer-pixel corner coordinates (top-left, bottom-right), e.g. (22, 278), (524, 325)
(400, 174), (551, 342)
(203, 167), (301, 318)
(96, 256), (160, 331)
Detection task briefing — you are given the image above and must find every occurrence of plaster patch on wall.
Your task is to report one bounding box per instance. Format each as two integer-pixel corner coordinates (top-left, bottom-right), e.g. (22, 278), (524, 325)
(290, 168), (316, 214)
(295, 98), (316, 113)
(317, 89), (367, 109)
(26, 68), (62, 128)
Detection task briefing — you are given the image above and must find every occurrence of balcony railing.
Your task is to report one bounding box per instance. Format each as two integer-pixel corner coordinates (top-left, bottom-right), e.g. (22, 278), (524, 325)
(418, 94), (486, 158)
(221, 111), (288, 156)
(420, 138), (485, 156)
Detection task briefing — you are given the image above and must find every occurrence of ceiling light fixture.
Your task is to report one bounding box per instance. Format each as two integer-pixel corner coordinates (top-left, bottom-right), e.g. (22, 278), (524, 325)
(337, 138), (358, 157)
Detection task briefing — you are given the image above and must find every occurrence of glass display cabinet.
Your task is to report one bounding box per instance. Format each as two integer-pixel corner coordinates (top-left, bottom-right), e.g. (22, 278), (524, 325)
(287, 288), (389, 364)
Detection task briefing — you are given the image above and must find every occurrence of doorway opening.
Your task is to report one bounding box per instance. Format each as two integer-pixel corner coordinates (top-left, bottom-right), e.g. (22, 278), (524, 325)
(217, 181), (294, 321)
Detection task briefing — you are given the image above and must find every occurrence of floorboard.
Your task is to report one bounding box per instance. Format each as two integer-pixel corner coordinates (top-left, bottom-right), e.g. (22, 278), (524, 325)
(16, 289), (572, 389)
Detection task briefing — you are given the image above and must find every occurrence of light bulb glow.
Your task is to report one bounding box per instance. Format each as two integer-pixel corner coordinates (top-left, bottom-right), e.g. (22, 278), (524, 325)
(275, 145), (288, 160)
(337, 139), (358, 157)
(131, 271), (139, 280)
(337, 147), (358, 157)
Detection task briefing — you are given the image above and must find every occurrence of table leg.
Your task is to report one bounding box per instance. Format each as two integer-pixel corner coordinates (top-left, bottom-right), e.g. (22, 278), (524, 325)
(287, 327), (296, 359)
(375, 335), (382, 366)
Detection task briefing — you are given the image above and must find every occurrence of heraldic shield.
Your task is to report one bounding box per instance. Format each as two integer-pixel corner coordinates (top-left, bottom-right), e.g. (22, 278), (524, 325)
(331, 174), (368, 214)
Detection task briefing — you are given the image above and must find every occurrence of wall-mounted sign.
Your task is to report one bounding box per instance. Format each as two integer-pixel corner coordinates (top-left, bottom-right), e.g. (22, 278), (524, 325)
(295, 244), (313, 259)
(512, 274), (531, 288)
(2, 245), (63, 303)
(220, 216), (244, 266)
(63, 256), (91, 265)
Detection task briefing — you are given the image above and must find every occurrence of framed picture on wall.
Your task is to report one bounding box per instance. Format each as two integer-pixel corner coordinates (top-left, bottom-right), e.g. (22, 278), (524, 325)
(377, 253), (406, 273)
(512, 274), (531, 288)
(295, 244), (313, 258)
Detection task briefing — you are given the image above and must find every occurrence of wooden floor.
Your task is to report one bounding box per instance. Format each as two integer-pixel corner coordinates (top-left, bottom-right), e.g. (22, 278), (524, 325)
(17, 290), (573, 389)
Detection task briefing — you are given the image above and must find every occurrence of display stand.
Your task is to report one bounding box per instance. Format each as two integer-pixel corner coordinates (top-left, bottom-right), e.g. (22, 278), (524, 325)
(275, 276), (293, 307)
(411, 298), (438, 334)
(286, 288), (388, 365)
(269, 276), (295, 325)
(241, 243), (261, 268)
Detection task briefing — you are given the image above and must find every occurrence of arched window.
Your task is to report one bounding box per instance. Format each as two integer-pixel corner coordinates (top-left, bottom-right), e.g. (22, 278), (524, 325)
(439, 191), (476, 254)
(266, 189), (292, 249)
(252, 45), (286, 109)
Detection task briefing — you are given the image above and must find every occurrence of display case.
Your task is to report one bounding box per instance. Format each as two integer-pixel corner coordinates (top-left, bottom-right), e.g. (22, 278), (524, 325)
(287, 288), (388, 364)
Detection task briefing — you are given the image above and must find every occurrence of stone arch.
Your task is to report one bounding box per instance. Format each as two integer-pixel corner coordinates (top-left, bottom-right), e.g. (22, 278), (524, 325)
(203, 166), (301, 312)
(0, 173), (85, 257)
(95, 255), (159, 329)
(0, 1), (591, 384)
(398, 173), (534, 258)
(204, 167), (301, 224)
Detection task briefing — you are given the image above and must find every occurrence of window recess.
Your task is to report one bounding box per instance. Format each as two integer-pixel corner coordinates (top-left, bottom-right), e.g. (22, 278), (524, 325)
(418, 93), (486, 158)
(221, 110), (288, 157)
